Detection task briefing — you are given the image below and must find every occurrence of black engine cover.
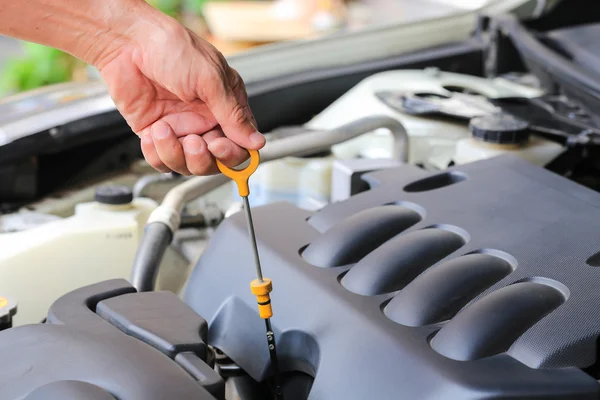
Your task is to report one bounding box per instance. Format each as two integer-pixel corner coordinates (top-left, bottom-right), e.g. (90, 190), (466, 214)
(185, 154), (600, 399)
(0, 280), (221, 400)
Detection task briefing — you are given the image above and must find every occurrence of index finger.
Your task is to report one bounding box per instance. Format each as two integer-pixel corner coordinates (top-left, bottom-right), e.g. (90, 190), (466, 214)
(197, 62), (265, 150)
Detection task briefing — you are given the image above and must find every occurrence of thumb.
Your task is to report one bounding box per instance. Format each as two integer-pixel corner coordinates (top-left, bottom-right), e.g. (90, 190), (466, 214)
(202, 74), (265, 150)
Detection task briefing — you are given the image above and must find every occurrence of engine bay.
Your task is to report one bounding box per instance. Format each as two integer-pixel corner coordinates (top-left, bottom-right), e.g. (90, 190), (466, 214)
(4, 1), (600, 398)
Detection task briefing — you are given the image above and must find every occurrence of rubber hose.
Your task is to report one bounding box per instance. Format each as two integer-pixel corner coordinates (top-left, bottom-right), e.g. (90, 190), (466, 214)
(130, 222), (173, 292)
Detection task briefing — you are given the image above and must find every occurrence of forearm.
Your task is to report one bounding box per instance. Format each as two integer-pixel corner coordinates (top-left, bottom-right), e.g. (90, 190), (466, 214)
(0, 0), (162, 67)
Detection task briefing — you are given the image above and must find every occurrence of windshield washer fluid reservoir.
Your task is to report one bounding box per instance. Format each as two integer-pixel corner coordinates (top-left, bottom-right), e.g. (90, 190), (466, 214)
(453, 114), (564, 166)
(0, 185), (187, 327)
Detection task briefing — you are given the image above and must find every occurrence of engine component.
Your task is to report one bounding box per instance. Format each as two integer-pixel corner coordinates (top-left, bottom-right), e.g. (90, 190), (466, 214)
(375, 89), (501, 120)
(543, 22), (600, 77)
(0, 192), (188, 327)
(240, 126), (328, 211)
(185, 154), (600, 399)
(491, 95), (600, 147)
(94, 185), (133, 205)
(247, 117), (409, 210)
(330, 158), (402, 202)
(306, 69), (544, 169)
(0, 280), (222, 400)
(485, 11), (600, 130)
(132, 171), (183, 198)
(469, 113), (530, 144)
(247, 151), (335, 211)
(453, 113), (564, 166)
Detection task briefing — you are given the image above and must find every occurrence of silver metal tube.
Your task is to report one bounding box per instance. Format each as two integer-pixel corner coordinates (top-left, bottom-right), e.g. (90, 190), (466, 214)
(261, 115), (408, 162)
(132, 172), (183, 198)
(242, 196), (264, 282)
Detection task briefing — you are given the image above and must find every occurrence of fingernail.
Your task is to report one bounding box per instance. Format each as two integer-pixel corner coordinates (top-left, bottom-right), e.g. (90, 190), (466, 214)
(249, 131), (265, 145)
(208, 141), (227, 158)
(184, 138), (204, 155)
(151, 123), (170, 139)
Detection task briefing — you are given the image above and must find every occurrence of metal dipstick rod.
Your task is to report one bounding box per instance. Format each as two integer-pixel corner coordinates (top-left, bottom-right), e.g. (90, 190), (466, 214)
(242, 196), (263, 281)
(216, 150), (283, 400)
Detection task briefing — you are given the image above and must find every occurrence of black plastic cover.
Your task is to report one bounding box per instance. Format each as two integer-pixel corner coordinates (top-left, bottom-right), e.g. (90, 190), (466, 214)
(185, 154), (600, 399)
(385, 252), (514, 327)
(176, 352), (226, 399)
(341, 226), (467, 295)
(0, 280), (217, 400)
(430, 281), (566, 361)
(301, 205), (422, 267)
(97, 291), (208, 359)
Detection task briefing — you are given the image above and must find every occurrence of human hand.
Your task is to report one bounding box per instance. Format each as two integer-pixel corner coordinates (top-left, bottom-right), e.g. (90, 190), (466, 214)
(93, 6), (265, 175)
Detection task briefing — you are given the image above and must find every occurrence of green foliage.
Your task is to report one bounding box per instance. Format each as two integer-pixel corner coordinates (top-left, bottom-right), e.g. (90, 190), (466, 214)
(185, 0), (212, 14)
(0, 42), (80, 95)
(0, 0), (235, 95)
(147, 0), (183, 17)
(147, 0), (227, 17)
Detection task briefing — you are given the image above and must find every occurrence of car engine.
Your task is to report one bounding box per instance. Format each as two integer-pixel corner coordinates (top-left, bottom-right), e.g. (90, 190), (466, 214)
(185, 154), (600, 399)
(4, 153), (600, 400)
(4, 2), (600, 399)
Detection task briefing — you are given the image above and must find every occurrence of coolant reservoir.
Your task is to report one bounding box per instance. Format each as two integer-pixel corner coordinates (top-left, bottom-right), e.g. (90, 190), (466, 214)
(248, 151), (335, 210)
(0, 185), (186, 326)
(453, 114), (564, 167)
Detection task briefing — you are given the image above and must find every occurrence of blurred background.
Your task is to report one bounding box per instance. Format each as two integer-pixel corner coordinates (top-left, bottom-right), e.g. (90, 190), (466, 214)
(0, 0), (490, 96)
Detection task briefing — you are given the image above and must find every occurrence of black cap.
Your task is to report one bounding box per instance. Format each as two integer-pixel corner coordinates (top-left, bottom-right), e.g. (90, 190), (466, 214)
(95, 185), (133, 205)
(469, 113), (530, 145)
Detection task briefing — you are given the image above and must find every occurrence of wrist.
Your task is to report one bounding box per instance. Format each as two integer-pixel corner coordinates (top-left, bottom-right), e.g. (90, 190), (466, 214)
(82, 0), (171, 70)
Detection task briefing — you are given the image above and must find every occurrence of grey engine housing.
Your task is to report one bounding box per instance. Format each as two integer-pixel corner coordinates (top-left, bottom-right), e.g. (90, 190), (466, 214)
(185, 154), (600, 399)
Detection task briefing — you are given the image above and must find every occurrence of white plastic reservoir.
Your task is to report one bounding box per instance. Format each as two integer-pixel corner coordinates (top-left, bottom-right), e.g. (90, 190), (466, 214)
(248, 151), (335, 210)
(0, 185), (189, 326)
(306, 68), (545, 168)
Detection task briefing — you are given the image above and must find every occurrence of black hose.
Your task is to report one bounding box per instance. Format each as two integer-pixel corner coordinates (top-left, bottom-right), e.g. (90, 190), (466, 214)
(130, 222), (173, 292)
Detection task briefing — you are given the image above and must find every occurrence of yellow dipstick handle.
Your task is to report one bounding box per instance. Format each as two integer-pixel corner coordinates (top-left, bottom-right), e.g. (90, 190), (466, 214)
(215, 149), (261, 197)
(250, 278), (273, 319)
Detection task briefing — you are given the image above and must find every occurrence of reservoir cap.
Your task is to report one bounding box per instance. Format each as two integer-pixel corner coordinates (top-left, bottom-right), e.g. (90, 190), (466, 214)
(95, 185), (133, 205)
(469, 113), (530, 145)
